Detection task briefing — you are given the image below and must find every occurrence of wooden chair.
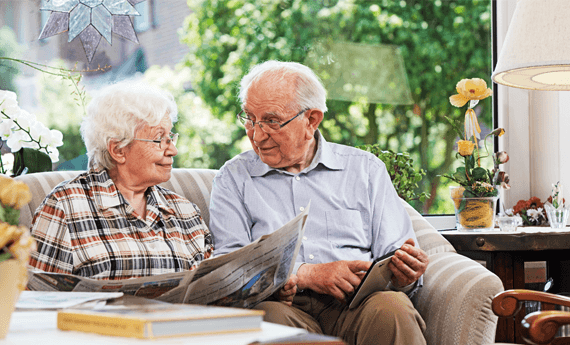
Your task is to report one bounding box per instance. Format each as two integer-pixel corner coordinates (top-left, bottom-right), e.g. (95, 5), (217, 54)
(493, 289), (570, 344)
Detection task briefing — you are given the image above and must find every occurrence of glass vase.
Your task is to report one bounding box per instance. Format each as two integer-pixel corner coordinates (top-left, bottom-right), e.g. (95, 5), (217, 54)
(544, 203), (570, 229)
(450, 186), (498, 232)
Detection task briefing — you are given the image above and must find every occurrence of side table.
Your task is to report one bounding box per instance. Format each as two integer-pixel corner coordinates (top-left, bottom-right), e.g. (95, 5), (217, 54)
(441, 228), (570, 344)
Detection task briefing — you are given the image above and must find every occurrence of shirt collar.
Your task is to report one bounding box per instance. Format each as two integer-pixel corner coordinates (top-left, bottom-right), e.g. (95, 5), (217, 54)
(249, 129), (344, 177)
(93, 169), (174, 215)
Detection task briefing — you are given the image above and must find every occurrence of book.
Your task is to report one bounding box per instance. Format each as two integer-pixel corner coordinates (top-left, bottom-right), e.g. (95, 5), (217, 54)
(57, 302), (265, 339)
(28, 204), (310, 308)
(347, 250), (396, 309)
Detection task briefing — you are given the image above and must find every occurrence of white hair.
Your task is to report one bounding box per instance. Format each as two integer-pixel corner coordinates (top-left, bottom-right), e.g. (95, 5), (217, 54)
(81, 81), (178, 170)
(238, 60), (328, 113)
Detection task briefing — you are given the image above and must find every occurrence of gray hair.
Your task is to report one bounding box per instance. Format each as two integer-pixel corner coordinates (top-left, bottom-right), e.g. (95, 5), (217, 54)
(81, 81), (178, 170)
(238, 60), (328, 113)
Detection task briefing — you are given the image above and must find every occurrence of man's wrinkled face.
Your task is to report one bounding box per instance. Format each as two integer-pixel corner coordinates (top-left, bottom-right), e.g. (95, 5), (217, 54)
(243, 76), (313, 170)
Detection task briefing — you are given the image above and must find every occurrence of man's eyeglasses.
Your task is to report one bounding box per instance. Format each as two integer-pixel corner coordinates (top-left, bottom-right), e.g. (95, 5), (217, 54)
(237, 108), (309, 133)
(133, 132), (179, 149)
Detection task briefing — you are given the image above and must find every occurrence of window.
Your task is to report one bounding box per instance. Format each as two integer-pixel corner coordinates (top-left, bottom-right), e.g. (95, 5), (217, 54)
(184, 0), (494, 217)
(133, 1), (152, 32)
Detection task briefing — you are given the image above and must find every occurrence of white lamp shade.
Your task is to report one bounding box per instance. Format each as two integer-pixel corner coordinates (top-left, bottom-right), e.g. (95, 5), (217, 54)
(492, 0), (570, 90)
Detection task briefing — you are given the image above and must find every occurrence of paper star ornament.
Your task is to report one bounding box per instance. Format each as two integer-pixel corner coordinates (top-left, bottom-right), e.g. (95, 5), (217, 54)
(39, 0), (145, 63)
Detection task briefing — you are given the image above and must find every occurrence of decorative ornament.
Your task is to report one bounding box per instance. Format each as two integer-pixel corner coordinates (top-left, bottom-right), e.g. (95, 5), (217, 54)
(39, 0), (145, 63)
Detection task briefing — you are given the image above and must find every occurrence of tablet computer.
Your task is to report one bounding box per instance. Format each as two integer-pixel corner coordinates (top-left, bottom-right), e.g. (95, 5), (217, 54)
(347, 250), (396, 309)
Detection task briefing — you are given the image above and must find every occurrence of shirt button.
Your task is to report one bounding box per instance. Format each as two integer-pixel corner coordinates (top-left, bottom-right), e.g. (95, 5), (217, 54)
(295, 176), (300, 181)
(299, 207), (304, 211)
(303, 236), (307, 240)
(309, 254), (314, 260)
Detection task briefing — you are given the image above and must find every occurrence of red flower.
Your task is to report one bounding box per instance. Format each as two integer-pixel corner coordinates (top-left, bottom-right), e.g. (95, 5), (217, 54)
(526, 197), (543, 210)
(513, 199), (528, 215)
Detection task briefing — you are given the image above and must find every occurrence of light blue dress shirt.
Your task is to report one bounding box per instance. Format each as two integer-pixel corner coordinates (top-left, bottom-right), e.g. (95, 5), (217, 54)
(209, 130), (420, 290)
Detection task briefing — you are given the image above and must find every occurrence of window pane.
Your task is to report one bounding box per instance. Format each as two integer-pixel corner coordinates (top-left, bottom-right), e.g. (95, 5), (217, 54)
(183, 0), (493, 214)
(134, 2), (151, 32)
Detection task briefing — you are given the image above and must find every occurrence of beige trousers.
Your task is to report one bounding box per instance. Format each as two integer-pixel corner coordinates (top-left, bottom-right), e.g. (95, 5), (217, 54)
(254, 290), (426, 345)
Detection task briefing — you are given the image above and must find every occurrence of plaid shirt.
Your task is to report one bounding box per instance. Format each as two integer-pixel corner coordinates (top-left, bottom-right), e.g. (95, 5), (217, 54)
(30, 169), (213, 280)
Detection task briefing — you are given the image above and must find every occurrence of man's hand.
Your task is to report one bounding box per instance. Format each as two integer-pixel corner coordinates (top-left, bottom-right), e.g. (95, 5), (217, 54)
(274, 275), (298, 306)
(297, 260), (371, 302)
(388, 238), (429, 288)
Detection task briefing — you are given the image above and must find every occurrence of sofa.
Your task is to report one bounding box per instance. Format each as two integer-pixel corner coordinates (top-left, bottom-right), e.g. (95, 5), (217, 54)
(16, 168), (504, 345)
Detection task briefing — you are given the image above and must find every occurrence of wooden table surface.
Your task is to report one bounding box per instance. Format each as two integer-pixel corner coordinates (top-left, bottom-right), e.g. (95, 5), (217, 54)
(441, 228), (570, 344)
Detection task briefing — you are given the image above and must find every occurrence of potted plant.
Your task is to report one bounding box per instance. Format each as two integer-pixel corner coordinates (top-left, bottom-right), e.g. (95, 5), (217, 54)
(441, 78), (509, 231)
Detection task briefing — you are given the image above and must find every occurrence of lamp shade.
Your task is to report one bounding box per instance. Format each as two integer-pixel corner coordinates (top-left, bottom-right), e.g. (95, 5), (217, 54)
(492, 0), (570, 90)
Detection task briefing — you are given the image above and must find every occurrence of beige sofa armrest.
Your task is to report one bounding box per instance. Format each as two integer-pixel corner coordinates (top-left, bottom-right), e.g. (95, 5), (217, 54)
(416, 252), (504, 345)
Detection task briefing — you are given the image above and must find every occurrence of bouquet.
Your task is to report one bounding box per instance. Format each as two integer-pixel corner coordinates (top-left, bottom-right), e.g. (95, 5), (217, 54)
(443, 78), (510, 197)
(509, 196), (547, 226)
(442, 78), (510, 230)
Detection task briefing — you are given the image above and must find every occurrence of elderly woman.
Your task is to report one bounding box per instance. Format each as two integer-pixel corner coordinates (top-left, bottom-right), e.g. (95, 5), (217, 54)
(29, 82), (213, 280)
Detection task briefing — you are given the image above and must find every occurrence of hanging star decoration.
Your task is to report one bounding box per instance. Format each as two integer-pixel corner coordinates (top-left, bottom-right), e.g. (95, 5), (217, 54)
(39, 0), (145, 63)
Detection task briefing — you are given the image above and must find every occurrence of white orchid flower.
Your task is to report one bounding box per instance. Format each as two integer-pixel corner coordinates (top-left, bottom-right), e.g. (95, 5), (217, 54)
(6, 130), (29, 152)
(0, 90), (18, 109)
(1, 102), (20, 118)
(44, 129), (64, 148)
(13, 110), (37, 132)
(30, 122), (50, 144)
(0, 119), (14, 139)
(47, 147), (60, 163)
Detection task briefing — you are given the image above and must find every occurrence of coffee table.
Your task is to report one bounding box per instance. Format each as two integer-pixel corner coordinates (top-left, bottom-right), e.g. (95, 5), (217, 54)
(441, 227), (570, 344)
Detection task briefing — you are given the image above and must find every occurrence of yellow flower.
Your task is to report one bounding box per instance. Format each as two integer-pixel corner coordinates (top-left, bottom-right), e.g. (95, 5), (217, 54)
(0, 175), (31, 210)
(457, 140), (475, 156)
(449, 78), (493, 108)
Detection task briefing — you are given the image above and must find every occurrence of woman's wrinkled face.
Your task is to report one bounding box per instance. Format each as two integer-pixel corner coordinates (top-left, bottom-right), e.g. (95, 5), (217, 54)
(124, 115), (177, 188)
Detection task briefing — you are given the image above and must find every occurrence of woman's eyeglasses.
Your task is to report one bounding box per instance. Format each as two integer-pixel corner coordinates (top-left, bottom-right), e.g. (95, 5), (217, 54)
(133, 132), (179, 149)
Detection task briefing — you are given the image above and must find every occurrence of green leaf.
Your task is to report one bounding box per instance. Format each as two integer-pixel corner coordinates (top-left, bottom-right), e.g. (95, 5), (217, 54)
(1, 204), (20, 226)
(471, 167), (487, 181)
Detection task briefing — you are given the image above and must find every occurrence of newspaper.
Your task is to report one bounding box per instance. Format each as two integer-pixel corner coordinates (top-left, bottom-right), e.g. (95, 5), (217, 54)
(26, 203), (309, 309)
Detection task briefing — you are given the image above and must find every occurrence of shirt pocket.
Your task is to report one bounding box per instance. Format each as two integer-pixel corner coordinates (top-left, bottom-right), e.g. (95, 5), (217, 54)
(325, 209), (367, 249)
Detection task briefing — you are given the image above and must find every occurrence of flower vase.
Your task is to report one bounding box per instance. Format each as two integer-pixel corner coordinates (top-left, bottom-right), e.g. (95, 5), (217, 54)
(450, 186), (498, 231)
(0, 260), (27, 339)
(544, 203), (570, 229)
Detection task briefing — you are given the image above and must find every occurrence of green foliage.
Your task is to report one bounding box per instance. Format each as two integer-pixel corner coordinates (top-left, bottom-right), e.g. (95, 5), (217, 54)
(441, 153), (498, 198)
(0, 204), (19, 226)
(357, 144), (429, 202)
(0, 27), (22, 92)
(180, 0), (492, 212)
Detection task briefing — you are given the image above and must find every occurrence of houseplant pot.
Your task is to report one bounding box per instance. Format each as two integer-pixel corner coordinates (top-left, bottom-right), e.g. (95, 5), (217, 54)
(451, 186), (498, 231)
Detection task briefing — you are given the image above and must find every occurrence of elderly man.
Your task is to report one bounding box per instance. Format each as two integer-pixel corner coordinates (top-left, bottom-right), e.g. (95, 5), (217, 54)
(209, 61), (428, 345)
